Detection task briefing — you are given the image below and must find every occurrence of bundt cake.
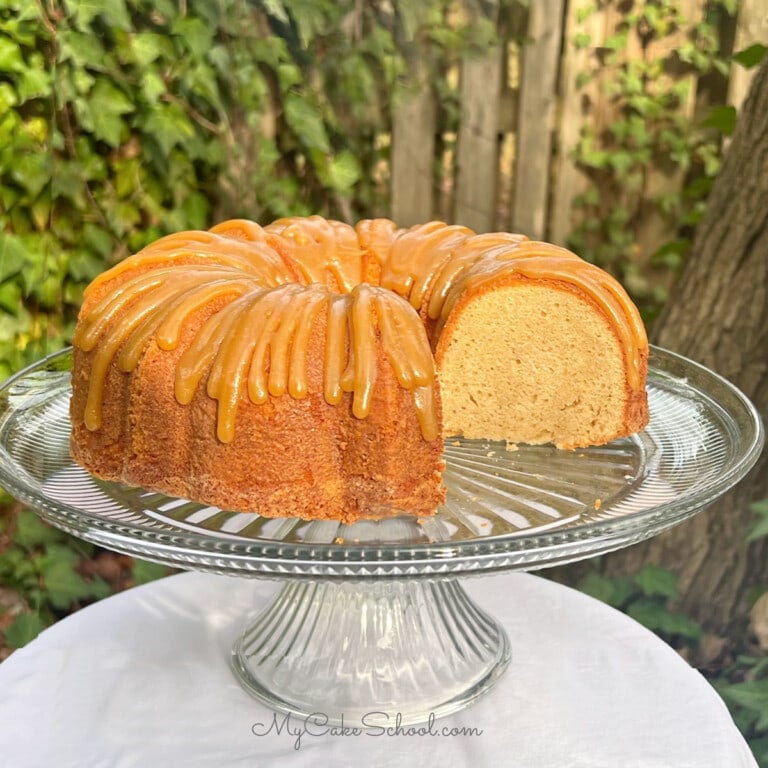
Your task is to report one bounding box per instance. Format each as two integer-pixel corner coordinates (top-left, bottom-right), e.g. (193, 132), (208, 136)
(70, 216), (649, 523)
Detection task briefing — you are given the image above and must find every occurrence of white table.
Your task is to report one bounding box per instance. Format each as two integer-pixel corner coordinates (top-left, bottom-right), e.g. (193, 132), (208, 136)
(0, 571), (756, 767)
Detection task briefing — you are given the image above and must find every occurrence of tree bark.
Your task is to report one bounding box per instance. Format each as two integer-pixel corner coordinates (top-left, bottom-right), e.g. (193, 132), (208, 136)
(600, 57), (768, 635)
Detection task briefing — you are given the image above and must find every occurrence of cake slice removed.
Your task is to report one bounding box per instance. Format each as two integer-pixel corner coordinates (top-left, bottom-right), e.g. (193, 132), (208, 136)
(433, 247), (649, 449)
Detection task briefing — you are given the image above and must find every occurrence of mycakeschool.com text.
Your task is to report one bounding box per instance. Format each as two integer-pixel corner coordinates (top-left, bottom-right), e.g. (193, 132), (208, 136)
(251, 711), (484, 751)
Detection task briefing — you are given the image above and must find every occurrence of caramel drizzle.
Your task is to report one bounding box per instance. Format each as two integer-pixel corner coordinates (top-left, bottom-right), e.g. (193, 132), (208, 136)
(380, 222), (476, 309)
(321, 285), (438, 439)
(76, 269), (439, 442)
(426, 233), (530, 320)
(265, 215), (365, 291)
(356, 218), (399, 265)
(176, 282), (438, 442)
(84, 228), (295, 300)
(74, 265), (259, 431)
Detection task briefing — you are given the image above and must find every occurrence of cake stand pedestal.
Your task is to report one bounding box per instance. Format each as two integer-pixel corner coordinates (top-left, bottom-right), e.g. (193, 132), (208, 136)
(0, 347), (762, 727)
(231, 579), (509, 725)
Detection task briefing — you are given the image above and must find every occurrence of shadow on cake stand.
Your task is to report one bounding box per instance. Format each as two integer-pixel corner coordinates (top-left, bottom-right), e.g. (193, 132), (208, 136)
(0, 347), (762, 727)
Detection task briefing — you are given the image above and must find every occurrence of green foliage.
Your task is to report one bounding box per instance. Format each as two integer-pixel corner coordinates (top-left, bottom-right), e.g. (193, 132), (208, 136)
(0, 507), (168, 648)
(732, 43), (767, 69)
(701, 104), (737, 136)
(131, 557), (170, 586)
(714, 656), (768, 767)
(567, 0), (738, 320)
(0, 509), (109, 646)
(748, 499), (768, 543)
(578, 563), (703, 644)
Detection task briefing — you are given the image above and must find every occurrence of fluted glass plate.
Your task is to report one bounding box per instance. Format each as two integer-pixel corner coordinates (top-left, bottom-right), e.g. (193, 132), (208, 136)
(0, 347), (762, 579)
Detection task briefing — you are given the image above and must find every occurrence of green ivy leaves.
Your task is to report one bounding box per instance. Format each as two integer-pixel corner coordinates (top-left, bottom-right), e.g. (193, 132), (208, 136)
(284, 93), (332, 153)
(568, 0), (739, 320)
(0, 510), (109, 647)
(747, 499), (768, 543)
(578, 564), (703, 643)
(144, 102), (196, 156)
(0, 507), (170, 649)
(78, 79), (135, 147)
(733, 43), (768, 69)
(0, 0), (505, 385)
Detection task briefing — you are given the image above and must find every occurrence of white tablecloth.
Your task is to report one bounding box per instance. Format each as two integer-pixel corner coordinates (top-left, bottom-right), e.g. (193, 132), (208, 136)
(0, 571), (756, 768)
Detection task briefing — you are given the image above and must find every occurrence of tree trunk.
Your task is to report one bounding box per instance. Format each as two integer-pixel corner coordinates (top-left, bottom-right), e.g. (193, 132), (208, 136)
(599, 57), (768, 635)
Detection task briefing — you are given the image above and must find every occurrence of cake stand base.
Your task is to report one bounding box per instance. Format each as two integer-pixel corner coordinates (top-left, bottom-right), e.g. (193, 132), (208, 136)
(230, 579), (510, 727)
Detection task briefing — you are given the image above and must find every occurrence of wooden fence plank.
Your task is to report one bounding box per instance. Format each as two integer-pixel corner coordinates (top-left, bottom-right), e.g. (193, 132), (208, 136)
(549, 1), (609, 246)
(631, 0), (703, 288)
(454, 47), (504, 232)
(728, 0), (768, 111)
(388, 0), (758, 245)
(512, 0), (565, 239)
(391, 73), (436, 227)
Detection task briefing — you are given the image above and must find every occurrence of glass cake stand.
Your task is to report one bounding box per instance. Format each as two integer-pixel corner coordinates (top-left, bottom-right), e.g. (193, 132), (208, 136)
(0, 347), (762, 726)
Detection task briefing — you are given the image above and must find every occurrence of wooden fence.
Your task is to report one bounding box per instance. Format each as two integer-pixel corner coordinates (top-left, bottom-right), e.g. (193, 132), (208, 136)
(390, 0), (767, 256)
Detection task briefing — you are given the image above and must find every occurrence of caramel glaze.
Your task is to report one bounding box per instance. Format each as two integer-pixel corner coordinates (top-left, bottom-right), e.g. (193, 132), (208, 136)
(75, 261), (438, 443)
(356, 218), (399, 267)
(265, 215), (367, 292)
(84, 227), (297, 297)
(75, 217), (647, 444)
(379, 222), (475, 310)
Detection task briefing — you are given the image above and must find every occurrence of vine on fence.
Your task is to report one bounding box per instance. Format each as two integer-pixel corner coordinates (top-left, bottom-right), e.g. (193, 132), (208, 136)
(566, 0), (744, 320)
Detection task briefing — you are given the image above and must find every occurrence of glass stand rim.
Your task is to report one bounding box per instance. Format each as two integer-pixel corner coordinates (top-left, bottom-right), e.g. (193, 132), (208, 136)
(0, 345), (762, 578)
